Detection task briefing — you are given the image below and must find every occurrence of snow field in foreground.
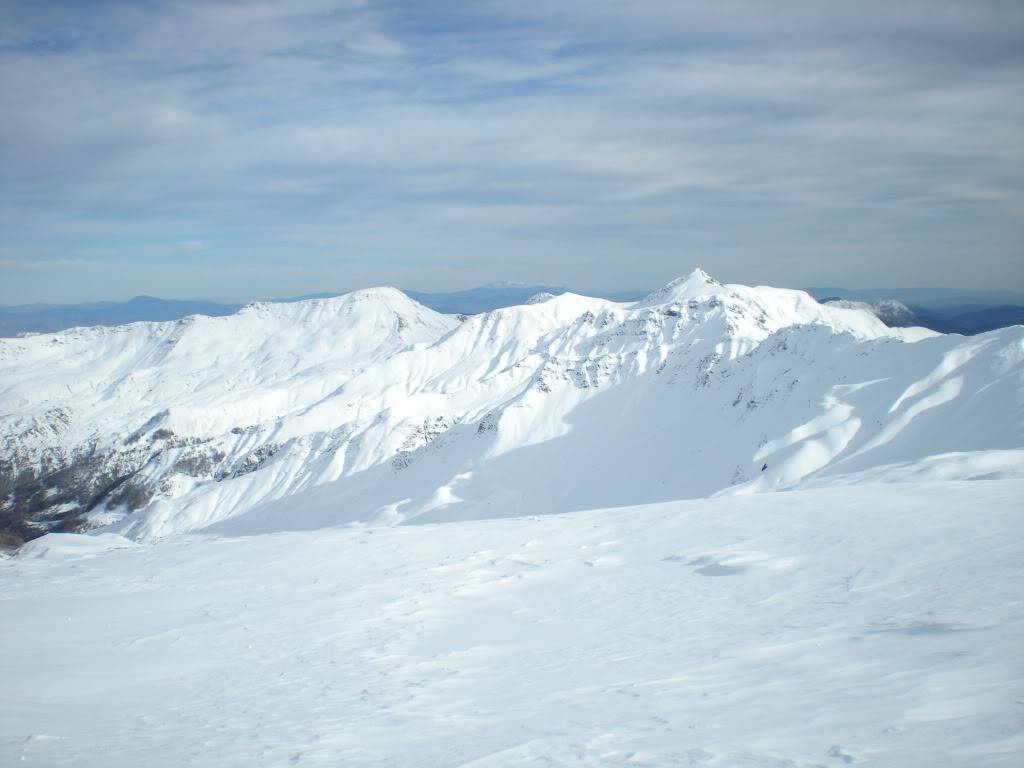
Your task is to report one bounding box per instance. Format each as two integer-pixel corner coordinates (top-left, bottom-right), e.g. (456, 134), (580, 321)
(2, 480), (1022, 767)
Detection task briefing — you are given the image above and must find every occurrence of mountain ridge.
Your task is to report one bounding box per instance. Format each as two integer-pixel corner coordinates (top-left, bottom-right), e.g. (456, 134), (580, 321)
(1, 269), (1021, 543)
(5, 279), (1022, 338)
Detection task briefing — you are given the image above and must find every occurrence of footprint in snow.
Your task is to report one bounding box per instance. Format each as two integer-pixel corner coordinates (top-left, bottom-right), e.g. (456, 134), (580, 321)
(865, 620), (976, 636)
(582, 556), (623, 568)
(828, 745), (855, 763)
(694, 561), (748, 576)
(661, 554), (749, 576)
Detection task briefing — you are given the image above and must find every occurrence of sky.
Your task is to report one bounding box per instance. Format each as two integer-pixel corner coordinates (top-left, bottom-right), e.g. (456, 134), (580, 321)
(1, 0), (1022, 304)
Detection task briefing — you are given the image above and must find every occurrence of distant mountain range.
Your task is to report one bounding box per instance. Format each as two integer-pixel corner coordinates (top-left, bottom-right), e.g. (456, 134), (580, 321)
(0, 295), (241, 337)
(0, 282), (1020, 338)
(805, 287), (1024, 336)
(804, 285), (1024, 308)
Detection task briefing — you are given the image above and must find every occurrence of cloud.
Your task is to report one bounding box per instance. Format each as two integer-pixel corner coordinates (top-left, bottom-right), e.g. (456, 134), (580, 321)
(1, 0), (1022, 302)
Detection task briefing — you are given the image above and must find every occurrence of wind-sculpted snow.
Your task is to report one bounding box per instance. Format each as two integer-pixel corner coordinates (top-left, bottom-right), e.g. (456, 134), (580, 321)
(1, 269), (1021, 541)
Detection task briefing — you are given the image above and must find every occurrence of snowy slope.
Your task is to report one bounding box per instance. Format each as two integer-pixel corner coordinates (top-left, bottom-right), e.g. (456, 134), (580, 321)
(2, 480), (1022, 767)
(823, 298), (919, 327)
(1, 269), (1022, 540)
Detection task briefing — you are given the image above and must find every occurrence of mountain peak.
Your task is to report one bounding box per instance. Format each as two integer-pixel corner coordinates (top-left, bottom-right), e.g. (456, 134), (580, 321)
(526, 292), (557, 305)
(345, 286), (410, 303)
(635, 268), (725, 308)
(236, 286), (447, 331)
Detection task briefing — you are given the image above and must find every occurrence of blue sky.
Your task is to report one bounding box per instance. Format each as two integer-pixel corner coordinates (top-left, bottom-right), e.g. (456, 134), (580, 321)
(1, 0), (1022, 303)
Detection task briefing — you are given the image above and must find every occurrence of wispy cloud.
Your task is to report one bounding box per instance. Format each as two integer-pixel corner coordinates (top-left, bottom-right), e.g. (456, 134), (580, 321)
(1, 0), (1022, 302)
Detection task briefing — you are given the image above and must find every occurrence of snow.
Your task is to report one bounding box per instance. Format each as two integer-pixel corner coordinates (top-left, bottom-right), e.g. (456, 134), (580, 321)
(3, 269), (1021, 541)
(823, 298), (919, 328)
(0, 287), (456, 441)
(1, 268), (1022, 765)
(15, 532), (139, 560)
(797, 449), (1024, 486)
(1, 480), (1022, 766)
(526, 291), (557, 304)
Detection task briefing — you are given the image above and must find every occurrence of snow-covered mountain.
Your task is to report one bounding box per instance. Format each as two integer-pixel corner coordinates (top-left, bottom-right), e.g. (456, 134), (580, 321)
(821, 297), (918, 327)
(2, 269), (1022, 542)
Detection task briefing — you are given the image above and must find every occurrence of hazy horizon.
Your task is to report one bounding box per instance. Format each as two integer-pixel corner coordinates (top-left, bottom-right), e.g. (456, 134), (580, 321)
(2, 271), (1024, 311)
(4, 271), (1024, 309)
(2, 1), (1022, 303)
